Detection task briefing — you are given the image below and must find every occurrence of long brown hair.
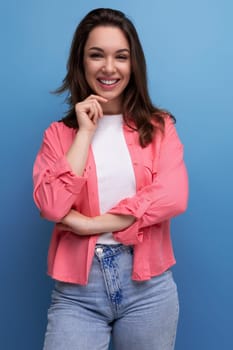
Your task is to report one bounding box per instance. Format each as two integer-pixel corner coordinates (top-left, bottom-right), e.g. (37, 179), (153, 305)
(56, 8), (174, 147)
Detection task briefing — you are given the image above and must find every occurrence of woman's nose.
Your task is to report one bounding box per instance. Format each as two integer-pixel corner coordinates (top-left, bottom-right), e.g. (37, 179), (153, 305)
(102, 57), (116, 74)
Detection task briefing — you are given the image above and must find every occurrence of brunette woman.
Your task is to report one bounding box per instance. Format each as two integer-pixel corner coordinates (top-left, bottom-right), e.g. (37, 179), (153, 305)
(33, 8), (188, 350)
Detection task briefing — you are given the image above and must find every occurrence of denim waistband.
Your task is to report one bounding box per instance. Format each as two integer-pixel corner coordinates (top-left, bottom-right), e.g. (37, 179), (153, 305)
(95, 244), (133, 258)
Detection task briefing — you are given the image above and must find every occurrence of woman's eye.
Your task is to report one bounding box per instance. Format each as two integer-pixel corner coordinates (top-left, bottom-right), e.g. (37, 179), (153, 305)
(117, 55), (128, 60)
(89, 53), (102, 59)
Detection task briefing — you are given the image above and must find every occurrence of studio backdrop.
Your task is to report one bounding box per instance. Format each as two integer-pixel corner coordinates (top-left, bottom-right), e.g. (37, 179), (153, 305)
(0, 1), (232, 349)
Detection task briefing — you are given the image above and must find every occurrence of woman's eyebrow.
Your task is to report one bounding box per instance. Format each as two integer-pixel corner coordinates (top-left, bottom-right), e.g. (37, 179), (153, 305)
(88, 47), (130, 53)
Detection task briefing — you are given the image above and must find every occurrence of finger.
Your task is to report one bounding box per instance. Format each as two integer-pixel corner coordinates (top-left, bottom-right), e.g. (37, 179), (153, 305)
(87, 94), (108, 104)
(92, 99), (103, 122)
(77, 96), (106, 114)
(95, 99), (104, 119)
(88, 100), (98, 121)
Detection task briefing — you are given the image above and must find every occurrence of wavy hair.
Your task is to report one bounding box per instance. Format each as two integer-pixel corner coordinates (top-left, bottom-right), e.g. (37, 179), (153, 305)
(56, 8), (174, 147)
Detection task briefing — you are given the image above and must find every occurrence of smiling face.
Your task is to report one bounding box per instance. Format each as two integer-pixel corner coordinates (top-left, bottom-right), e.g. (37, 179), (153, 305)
(83, 26), (131, 114)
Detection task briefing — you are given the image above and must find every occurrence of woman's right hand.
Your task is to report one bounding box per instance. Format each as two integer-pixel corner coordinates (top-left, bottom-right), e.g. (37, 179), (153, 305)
(75, 95), (108, 134)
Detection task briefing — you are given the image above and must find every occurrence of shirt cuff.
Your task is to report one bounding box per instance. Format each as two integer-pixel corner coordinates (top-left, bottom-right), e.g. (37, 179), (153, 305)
(113, 219), (143, 245)
(44, 156), (87, 194)
(108, 195), (151, 219)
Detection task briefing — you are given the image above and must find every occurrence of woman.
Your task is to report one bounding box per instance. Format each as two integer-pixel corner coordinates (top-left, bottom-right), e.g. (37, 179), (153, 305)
(33, 8), (188, 350)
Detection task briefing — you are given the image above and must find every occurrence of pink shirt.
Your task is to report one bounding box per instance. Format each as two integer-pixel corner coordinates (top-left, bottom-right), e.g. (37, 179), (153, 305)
(33, 116), (188, 285)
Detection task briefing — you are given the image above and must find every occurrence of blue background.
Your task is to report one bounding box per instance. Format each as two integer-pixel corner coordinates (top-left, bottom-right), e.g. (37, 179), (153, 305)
(1, 0), (232, 349)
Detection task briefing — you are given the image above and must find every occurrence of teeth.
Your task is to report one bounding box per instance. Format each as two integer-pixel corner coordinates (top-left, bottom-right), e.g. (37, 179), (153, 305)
(99, 79), (118, 85)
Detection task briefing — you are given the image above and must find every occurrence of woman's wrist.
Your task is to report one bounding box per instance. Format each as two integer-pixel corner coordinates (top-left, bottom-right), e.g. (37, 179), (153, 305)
(77, 128), (95, 139)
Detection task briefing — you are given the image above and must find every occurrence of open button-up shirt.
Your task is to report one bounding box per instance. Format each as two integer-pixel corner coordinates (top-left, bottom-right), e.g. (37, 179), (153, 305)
(33, 116), (188, 285)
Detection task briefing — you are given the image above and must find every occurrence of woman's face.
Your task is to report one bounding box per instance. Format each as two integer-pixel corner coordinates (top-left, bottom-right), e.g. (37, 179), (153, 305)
(83, 26), (131, 114)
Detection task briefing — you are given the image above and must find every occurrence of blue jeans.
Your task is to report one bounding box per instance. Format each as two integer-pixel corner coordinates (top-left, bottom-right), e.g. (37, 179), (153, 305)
(43, 244), (179, 350)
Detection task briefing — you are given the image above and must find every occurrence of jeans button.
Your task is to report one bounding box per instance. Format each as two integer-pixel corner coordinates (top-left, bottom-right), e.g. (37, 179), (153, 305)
(96, 247), (103, 256)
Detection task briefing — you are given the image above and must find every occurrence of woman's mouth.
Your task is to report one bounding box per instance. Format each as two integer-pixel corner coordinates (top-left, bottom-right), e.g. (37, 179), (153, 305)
(97, 79), (120, 86)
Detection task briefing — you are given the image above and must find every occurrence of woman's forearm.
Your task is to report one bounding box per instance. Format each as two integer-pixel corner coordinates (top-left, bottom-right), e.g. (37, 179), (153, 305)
(90, 213), (136, 234)
(66, 130), (93, 176)
(60, 210), (136, 236)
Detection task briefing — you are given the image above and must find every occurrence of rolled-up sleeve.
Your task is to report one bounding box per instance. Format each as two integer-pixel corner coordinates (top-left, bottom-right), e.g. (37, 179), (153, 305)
(33, 123), (87, 222)
(108, 117), (189, 245)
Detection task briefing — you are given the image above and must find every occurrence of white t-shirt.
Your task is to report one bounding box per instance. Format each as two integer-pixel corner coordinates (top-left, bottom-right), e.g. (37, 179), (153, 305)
(91, 114), (136, 244)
